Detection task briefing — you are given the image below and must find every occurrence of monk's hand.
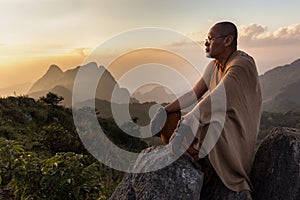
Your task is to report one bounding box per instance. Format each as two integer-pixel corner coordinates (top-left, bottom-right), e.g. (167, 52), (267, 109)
(169, 121), (195, 155)
(150, 107), (167, 135)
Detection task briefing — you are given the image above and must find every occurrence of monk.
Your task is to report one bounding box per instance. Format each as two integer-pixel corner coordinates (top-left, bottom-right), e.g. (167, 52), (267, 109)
(151, 21), (262, 199)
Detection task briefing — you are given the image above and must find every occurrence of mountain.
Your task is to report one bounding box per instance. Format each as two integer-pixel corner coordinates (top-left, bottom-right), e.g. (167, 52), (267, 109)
(27, 58), (300, 112)
(262, 79), (300, 112)
(27, 62), (130, 106)
(132, 85), (176, 103)
(29, 64), (64, 94)
(259, 59), (300, 112)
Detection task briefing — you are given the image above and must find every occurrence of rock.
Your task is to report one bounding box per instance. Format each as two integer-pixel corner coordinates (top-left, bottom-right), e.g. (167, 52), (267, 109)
(109, 146), (204, 200)
(199, 166), (238, 199)
(251, 127), (300, 200)
(110, 127), (300, 200)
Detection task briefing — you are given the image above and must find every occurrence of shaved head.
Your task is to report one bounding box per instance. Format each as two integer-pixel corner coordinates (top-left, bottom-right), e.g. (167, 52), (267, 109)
(213, 21), (238, 47)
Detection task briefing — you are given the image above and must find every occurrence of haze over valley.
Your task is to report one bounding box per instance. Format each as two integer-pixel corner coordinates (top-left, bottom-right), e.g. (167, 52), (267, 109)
(1, 57), (299, 114)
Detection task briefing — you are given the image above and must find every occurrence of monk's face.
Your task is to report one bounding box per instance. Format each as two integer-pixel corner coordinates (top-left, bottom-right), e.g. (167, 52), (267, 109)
(205, 25), (228, 59)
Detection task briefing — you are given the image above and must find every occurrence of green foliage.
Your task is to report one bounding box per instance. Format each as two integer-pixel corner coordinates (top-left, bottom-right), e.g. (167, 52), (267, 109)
(9, 152), (42, 199)
(0, 125), (18, 140)
(38, 153), (122, 200)
(0, 95), (148, 199)
(0, 138), (122, 200)
(0, 137), (24, 167)
(98, 118), (148, 152)
(9, 152), (122, 200)
(0, 137), (25, 186)
(257, 111), (300, 147)
(39, 124), (86, 156)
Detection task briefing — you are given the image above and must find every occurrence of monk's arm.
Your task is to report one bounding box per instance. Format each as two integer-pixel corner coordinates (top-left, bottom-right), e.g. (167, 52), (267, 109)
(164, 77), (208, 113)
(182, 64), (246, 130)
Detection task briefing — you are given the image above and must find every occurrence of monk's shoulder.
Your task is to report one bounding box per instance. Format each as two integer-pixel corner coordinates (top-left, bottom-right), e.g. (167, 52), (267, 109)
(231, 51), (255, 67)
(225, 51), (256, 73)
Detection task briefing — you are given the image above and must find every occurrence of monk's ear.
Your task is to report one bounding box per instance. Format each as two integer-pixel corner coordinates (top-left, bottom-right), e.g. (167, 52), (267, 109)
(224, 35), (234, 47)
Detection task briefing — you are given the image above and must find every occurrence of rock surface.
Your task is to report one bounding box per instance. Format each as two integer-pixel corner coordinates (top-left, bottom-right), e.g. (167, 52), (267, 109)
(109, 146), (204, 200)
(251, 127), (300, 200)
(110, 127), (300, 200)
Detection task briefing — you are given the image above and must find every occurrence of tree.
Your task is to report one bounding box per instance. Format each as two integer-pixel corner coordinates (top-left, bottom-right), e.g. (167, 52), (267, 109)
(39, 92), (64, 107)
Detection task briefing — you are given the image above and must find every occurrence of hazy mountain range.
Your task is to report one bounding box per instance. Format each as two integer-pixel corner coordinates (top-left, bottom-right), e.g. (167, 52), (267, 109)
(259, 58), (300, 112)
(27, 62), (131, 106)
(1, 58), (300, 113)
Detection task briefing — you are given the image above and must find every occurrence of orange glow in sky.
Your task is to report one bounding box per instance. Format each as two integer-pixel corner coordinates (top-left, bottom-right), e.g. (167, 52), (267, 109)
(0, 0), (300, 95)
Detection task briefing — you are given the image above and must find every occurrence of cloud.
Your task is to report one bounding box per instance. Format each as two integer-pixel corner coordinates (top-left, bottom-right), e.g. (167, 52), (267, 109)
(71, 48), (91, 58)
(273, 24), (300, 39)
(171, 24), (300, 48)
(239, 23), (300, 47)
(239, 24), (267, 38)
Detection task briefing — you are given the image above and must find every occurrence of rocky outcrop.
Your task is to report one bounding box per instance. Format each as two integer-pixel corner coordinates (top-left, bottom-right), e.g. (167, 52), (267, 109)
(109, 146), (204, 200)
(251, 127), (300, 200)
(110, 127), (300, 200)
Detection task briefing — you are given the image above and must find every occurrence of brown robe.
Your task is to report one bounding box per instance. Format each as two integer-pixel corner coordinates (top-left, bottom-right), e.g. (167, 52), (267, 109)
(180, 50), (262, 192)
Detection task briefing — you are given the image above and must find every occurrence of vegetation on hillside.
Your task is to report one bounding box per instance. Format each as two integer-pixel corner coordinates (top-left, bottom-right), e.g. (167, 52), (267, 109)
(258, 110), (300, 142)
(0, 94), (147, 199)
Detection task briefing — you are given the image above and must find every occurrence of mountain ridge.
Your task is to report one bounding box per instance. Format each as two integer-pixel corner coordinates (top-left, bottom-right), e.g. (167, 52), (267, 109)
(259, 58), (300, 112)
(21, 57), (300, 112)
(132, 85), (176, 103)
(27, 62), (131, 106)
(28, 64), (64, 94)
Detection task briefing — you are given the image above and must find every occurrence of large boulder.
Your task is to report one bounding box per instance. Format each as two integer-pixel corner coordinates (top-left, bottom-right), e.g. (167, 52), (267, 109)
(109, 146), (204, 200)
(110, 127), (300, 200)
(251, 127), (300, 200)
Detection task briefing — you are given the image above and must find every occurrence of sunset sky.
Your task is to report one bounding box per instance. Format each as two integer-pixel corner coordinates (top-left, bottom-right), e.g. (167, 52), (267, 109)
(1, 0), (300, 92)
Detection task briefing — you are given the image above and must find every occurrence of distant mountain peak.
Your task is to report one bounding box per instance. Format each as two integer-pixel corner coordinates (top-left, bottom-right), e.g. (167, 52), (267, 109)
(46, 64), (63, 75)
(81, 62), (98, 69)
(28, 62), (131, 105)
(28, 64), (64, 94)
(290, 58), (300, 66)
(132, 85), (176, 103)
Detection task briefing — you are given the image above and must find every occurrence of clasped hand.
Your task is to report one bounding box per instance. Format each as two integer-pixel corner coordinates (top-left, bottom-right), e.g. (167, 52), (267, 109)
(150, 107), (195, 155)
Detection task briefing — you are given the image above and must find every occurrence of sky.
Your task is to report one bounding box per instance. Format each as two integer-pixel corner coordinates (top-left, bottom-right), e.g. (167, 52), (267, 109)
(1, 0), (300, 92)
